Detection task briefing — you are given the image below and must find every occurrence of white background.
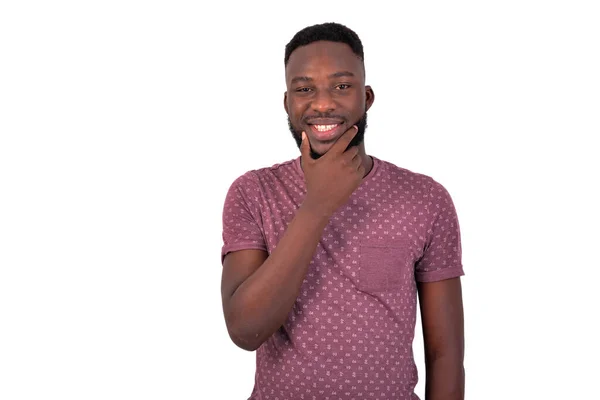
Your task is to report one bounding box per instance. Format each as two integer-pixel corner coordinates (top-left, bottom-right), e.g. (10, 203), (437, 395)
(1, 1), (599, 399)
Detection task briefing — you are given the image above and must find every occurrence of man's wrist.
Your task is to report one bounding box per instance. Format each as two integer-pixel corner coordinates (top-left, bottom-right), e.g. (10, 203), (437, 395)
(298, 201), (332, 224)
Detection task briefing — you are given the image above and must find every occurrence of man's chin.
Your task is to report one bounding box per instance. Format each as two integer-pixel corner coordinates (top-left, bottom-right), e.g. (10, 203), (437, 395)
(292, 132), (358, 160)
(306, 140), (336, 159)
(307, 149), (324, 160)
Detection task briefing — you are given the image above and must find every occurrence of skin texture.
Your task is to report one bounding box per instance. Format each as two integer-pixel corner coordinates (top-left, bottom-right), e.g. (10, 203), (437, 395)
(419, 278), (465, 400)
(221, 40), (465, 399)
(284, 40), (374, 170)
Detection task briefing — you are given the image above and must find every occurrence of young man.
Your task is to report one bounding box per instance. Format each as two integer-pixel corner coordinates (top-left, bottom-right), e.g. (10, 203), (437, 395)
(220, 22), (465, 400)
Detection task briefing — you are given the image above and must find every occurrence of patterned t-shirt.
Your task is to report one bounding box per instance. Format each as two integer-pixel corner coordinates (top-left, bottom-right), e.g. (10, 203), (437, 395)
(221, 156), (464, 400)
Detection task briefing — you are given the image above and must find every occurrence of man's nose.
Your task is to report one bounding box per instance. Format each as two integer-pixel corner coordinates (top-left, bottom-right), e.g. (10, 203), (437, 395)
(311, 89), (335, 113)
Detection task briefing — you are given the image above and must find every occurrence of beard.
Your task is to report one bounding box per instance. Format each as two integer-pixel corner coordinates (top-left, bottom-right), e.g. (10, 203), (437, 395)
(288, 112), (368, 159)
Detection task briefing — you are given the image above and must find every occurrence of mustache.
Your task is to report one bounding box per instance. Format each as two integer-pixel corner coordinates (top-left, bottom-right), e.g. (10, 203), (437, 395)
(303, 114), (347, 124)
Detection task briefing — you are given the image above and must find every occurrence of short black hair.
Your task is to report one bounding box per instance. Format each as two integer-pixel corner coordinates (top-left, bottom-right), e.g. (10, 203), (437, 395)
(284, 22), (364, 66)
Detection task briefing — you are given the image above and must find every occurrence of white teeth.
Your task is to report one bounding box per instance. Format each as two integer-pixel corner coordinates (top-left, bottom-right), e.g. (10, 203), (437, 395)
(314, 124), (337, 132)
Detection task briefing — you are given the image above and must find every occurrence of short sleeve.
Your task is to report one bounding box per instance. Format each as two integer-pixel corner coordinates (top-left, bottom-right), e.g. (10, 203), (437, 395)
(221, 172), (267, 263)
(415, 180), (464, 282)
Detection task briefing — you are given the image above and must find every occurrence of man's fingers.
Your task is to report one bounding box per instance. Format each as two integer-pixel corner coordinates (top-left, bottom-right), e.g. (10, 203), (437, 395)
(300, 131), (311, 159)
(330, 125), (358, 155)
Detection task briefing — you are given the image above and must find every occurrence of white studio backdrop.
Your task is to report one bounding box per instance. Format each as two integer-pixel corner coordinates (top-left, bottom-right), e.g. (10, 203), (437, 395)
(1, 1), (598, 399)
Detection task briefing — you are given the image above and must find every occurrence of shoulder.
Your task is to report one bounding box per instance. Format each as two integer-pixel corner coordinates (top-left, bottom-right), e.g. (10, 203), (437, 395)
(227, 158), (300, 192)
(372, 156), (457, 209)
(373, 156), (442, 191)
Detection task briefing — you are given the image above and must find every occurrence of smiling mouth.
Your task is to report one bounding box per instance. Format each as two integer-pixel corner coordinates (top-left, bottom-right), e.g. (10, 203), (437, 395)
(313, 124), (338, 132)
(309, 123), (343, 140)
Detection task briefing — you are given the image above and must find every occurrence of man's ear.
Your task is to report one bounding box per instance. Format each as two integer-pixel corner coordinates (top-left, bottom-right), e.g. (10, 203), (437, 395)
(365, 85), (375, 111)
(283, 91), (289, 114)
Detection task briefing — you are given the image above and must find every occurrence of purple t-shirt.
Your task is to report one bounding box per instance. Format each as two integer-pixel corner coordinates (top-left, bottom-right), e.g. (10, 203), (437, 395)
(221, 156), (463, 400)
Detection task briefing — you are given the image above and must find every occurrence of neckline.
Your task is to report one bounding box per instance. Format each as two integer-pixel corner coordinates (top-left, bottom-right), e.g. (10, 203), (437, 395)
(293, 155), (380, 183)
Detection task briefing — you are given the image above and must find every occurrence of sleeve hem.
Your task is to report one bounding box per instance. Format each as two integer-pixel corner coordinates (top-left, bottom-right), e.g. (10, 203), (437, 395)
(221, 243), (268, 264)
(415, 266), (464, 283)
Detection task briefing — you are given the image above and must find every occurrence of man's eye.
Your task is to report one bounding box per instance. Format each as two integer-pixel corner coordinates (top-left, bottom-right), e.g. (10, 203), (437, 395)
(336, 84), (351, 90)
(296, 87), (312, 93)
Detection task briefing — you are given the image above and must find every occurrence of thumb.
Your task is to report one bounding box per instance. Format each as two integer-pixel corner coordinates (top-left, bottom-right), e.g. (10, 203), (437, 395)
(300, 131), (311, 158)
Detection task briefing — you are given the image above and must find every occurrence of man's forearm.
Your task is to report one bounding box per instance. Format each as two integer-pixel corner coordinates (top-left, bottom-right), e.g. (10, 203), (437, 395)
(226, 204), (329, 350)
(425, 356), (465, 400)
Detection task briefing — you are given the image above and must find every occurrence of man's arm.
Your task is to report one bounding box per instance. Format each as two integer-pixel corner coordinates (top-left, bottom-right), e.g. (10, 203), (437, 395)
(221, 127), (364, 351)
(221, 206), (329, 351)
(418, 277), (465, 400)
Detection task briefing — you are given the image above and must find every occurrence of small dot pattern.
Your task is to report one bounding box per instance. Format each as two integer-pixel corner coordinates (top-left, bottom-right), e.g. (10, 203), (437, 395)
(221, 156), (464, 400)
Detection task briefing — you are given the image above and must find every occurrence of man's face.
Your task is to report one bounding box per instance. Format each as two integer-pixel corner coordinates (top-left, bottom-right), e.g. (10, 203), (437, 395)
(284, 41), (374, 158)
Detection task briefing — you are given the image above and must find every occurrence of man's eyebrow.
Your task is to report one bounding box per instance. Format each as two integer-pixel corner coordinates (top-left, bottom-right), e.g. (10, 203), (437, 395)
(290, 71), (356, 85)
(329, 71), (355, 79)
(291, 76), (312, 84)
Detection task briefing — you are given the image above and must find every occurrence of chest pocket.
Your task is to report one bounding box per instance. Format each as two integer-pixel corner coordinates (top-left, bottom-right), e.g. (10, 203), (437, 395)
(358, 239), (413, 293)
